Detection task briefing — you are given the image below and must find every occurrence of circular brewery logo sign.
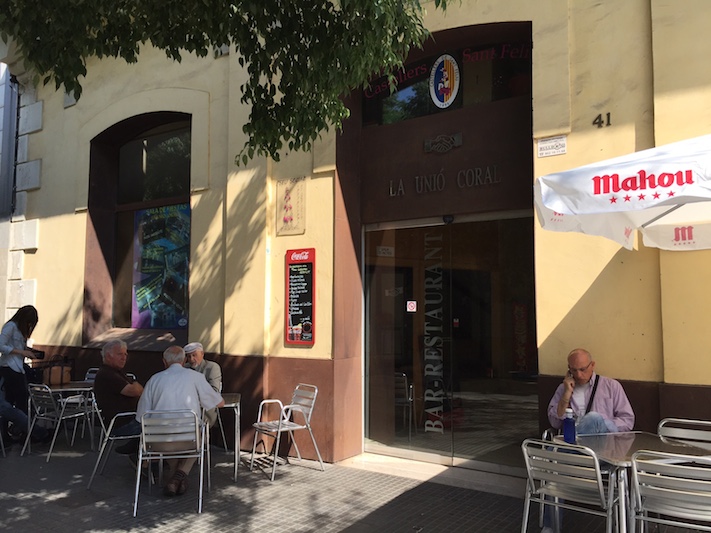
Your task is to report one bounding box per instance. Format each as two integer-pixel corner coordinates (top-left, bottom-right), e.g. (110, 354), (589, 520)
(429, 54), (460, 109)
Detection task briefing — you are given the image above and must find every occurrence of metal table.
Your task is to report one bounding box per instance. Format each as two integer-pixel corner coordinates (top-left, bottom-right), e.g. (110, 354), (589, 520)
(49, 381), (96, 449)
(49, 381), (93, 393)
(221, 393), (241, 481)
(571, 431), (711, 533)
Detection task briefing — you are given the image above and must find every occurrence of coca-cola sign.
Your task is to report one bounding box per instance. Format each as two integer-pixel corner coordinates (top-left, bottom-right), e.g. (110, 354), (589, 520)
(290, 250), (310, 261)
(285, 248), (315, 347)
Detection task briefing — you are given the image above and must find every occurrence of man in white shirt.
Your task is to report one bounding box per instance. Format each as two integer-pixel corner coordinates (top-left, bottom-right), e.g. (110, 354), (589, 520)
(136, 345), (224, 497)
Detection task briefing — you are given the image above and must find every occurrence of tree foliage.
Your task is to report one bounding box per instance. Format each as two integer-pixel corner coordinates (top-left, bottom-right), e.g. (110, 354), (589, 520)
(0, 0), (447, 163)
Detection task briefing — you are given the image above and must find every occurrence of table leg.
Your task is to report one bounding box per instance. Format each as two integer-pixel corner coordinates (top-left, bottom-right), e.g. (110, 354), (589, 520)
(233, 403), (240, 482)
(618, 467), (627, 533)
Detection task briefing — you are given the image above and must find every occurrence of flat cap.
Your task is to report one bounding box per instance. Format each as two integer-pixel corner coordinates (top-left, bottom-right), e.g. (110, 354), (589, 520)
(183, 342), (203, 354)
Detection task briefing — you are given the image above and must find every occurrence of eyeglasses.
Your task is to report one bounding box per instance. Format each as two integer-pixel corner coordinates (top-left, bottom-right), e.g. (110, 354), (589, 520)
(568, 361), (592, 374)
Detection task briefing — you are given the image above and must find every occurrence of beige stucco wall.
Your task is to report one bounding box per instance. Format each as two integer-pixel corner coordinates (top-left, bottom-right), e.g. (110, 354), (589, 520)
(268, 141), (335, 359)
(12, 44), (336, 360)
(8, 0), (711, 382)
(536, 0), (662, 382)
(651, 0), (711, 385)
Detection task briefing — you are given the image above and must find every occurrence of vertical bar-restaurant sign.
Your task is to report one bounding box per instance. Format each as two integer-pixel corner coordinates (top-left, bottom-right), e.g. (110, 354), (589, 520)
(285, 248), (315, 346)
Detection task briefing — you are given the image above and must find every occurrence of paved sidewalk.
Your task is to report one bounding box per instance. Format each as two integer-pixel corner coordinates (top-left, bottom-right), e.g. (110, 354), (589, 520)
(0, 436), (612, 532)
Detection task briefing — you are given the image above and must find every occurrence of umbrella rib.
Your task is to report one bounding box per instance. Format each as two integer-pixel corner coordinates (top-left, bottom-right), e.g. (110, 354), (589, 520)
(640, 205), (684, 228)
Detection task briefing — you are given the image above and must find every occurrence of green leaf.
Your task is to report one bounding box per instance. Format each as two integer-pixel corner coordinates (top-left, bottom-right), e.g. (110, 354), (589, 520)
(0, 0), (446, 163)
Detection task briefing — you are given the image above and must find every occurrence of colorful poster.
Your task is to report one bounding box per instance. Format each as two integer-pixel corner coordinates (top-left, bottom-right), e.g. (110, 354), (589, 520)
(131, 203), (190, 329)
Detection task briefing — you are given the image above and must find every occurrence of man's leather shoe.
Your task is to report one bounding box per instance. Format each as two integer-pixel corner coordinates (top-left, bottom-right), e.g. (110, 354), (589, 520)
(164, 478), (178, 497)
(164, 470), (187, 497)
(177, 477), (188, 495)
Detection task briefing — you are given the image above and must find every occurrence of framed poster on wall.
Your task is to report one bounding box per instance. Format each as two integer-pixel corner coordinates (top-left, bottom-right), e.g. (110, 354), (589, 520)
(285, 248), (315, 346)
(132, 203), (190, 329)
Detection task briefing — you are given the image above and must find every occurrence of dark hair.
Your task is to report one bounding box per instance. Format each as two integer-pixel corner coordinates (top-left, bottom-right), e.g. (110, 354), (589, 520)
(9, 305), (38, 338)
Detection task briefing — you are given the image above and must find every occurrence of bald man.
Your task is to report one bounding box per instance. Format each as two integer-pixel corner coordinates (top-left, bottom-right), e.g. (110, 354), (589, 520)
(547, 348), (634, 434)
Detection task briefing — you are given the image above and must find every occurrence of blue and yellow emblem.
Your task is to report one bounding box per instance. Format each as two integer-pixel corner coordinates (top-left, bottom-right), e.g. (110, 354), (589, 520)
(429, 54), (460, 109)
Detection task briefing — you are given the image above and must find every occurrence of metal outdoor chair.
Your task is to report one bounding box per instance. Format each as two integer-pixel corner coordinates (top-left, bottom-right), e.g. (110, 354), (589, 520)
(84, 367), (100, 382)
(87, 411), (138, 488)
(658, 417), (711, 451)
(631, 449), (711, 531)
(521, 438), (619, 533)
(394, 372), (415, 441)
(81, 369), (100, 443)
(134, 410), (207, 516)
(21, 383), (92, 462)
(541, 427), (559, 441)
(249, 383), (325, 481)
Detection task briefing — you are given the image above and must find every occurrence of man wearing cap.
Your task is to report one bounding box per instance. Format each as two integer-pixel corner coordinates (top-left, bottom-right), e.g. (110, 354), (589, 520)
(183, 342), (222, 426)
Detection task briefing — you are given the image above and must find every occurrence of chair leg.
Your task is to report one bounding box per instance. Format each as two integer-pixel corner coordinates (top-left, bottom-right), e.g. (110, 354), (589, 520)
(46, 419), (64, 463)
(552, 497), (562, 532)
(88, 434), (114, 489)
(520, 492), (531, 533)
(249, 430), (260, 471)
(413, 400), (418, 435)
(290, 430), (302, 461)
(307, 425), (325, 471)
(133, 449), (144, 517)
(69, 418), (79, 446)
(217, 410), (228, 450)
(85, 412), (94, 447)
(197, 446), (204, 513)
(271, 431), (282, 482)
(233, 406), (240, 482)
(21, 415), (39, 456)
(407, 403), (412, 442)
(205, 426), (211, 492)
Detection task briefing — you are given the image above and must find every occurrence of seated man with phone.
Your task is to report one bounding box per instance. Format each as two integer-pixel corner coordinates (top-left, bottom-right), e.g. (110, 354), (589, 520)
(547, 348), (635, 435)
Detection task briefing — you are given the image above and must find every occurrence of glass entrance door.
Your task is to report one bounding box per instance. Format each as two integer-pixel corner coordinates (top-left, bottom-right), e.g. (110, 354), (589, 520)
(364, 217), (539, 467)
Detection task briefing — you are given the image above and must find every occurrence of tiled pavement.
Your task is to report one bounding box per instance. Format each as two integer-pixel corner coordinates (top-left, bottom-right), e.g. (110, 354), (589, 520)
(0, 435), (690, 532)
(1, 439), (517, 532)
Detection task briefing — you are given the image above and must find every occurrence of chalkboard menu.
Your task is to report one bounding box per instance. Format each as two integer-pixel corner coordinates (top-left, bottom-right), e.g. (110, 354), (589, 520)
(285, 248), (315, 346)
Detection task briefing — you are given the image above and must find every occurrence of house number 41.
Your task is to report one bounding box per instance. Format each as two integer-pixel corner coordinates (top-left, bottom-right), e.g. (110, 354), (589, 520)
(593, 112), (611, 128)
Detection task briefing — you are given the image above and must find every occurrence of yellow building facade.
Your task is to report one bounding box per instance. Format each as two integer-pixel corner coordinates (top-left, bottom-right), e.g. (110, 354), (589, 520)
(1, 0), (710, 470)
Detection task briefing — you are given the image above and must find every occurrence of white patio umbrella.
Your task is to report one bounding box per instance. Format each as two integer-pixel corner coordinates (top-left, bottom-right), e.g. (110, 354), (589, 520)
(534, 134), (711, 250)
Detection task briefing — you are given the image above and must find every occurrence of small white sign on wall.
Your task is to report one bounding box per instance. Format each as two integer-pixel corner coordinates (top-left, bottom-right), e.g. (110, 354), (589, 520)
(406, 300), (417, 313)
(376, 246), (395, 257)
(537, 135), (567, 158)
